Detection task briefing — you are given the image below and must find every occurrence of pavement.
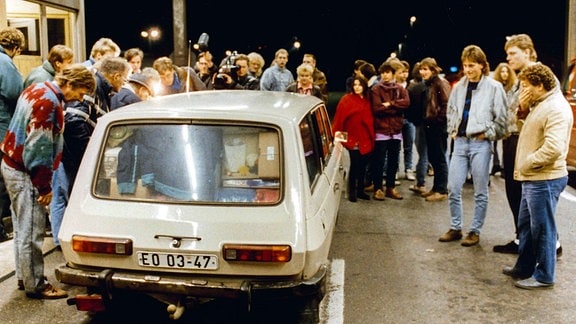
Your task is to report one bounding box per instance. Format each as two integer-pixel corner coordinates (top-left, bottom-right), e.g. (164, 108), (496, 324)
(0, 233), (57, 284)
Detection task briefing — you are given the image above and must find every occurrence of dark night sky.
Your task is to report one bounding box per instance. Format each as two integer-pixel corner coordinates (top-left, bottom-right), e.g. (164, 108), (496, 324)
(85, 1), (567, 91)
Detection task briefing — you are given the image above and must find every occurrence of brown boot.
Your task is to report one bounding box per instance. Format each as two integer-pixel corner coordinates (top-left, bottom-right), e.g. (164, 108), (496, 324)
(461, 232), (480, 246)
(438, 229), (462, 242)
(385, 187), (403, 200)
(373, 189), (385, 201)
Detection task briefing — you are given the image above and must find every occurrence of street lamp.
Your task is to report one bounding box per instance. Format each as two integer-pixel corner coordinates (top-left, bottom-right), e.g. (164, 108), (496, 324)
(290, 37), (301, 53)
(141, 27), (161, 52)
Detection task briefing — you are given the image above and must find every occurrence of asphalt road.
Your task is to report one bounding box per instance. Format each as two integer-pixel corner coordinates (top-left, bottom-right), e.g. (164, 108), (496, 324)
(1, 172), (576, 323)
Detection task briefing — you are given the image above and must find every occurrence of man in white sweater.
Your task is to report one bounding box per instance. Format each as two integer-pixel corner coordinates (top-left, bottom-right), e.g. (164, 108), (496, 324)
(502, 63), (573, 290)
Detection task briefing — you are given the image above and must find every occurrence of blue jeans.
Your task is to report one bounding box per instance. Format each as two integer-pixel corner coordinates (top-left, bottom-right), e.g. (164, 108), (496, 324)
(414, 125), (428, 186)
(402, 120), (415, 171)
(514, 176), (567, 284)
(1, 161), (48, 293)
(447, 137), (491, 234)
(50, 164), (69, 246)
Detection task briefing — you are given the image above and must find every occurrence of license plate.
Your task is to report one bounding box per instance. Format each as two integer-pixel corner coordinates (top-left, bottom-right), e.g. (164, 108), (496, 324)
(138, 252), (218, 270)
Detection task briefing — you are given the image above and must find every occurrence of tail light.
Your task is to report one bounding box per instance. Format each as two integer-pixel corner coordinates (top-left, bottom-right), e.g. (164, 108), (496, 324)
(72, 235), (133, 255)
(223, 244), (291, 262)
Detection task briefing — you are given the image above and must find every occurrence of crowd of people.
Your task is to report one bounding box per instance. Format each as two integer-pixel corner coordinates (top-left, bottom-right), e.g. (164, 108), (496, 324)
(332, 33), (573, 291)
(0, 27), (573, 300)
(0, 32), (333, 299)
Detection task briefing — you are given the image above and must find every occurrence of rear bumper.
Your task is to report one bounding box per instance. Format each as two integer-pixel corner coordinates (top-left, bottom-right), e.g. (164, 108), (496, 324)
(55, 262), (326, 303)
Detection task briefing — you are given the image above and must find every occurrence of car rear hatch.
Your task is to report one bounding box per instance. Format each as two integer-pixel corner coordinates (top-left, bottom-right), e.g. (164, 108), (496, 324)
(59, 122), (307, 278)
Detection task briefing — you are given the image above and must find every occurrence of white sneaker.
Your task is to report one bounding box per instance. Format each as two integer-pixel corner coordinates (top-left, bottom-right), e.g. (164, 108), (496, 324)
(405, 169), (415, 181)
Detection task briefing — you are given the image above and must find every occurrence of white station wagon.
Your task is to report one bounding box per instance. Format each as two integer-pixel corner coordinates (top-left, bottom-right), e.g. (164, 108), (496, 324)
(55, 90), (345, 321)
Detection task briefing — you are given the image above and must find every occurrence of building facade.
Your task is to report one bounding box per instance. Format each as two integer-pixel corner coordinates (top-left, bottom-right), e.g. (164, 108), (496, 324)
(0, 0), (86, 78)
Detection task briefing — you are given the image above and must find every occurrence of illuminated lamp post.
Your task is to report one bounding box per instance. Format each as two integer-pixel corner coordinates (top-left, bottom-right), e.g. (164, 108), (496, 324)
(141, 27), (161, 53)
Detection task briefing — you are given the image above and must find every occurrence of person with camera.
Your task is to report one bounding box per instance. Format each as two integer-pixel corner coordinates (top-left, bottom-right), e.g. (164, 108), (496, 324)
(213, 53), (259, 90)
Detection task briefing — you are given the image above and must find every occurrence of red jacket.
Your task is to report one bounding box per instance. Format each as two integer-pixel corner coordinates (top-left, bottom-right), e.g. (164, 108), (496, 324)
(332, 93), (374, 155)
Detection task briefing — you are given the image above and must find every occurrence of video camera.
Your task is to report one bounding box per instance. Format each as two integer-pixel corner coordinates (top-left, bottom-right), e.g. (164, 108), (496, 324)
(213, 51), (239, 89)
(194, 33), (239, 89)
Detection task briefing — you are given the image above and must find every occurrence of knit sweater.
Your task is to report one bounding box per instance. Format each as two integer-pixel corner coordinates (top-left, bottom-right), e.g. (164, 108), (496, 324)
(0, 81), (65, 195)
(514, 89), (573, 181)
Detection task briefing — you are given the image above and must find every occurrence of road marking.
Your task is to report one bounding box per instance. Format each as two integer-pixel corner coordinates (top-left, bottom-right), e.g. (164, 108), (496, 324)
(320, 259), (345, 323)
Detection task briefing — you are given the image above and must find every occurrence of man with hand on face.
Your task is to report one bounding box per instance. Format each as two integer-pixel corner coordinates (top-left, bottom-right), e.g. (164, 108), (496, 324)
(503, 63), (572, 290)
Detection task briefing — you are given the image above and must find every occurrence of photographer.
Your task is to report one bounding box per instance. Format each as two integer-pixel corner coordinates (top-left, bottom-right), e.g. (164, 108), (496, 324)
(213, 53), (260, 90)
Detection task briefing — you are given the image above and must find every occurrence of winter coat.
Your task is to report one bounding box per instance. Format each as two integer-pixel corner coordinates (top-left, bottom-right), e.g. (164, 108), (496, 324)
(332, 93), (374, 155)
(514, 89), (573, 181)
(23, 60), (55, 88)
(423, 76), (451, 126)
(0, 45), (23, 142)
(370, 80), (410, 136)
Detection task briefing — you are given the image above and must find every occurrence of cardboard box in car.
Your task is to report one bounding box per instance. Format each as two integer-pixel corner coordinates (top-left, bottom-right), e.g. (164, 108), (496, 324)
(258, 132), (279, 178)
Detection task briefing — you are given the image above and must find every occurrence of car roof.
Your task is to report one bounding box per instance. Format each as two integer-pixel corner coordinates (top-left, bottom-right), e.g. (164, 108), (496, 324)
(103, 90), (324, 123)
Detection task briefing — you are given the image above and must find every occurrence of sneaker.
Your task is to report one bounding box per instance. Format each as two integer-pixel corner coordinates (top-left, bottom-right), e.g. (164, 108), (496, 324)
(405, 169), (416, 181)
(409, 184), (426, 195)
(385, 188), (403, 200)
(514, 277), (554, 290)
(439, 229), (462, 242)
(491, 165), (503, 176)
(25, 283), (67, 299)
(557, 245), (563, 257)
(493, 240), (518, 254)
(373, 189), (385, 201)
(425, 192), (448, 202)
(364, 184), (374, 192)
(461, 232), (480, 246)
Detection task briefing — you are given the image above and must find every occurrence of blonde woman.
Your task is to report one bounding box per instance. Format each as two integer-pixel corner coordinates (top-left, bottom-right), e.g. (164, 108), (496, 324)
(490, 62), (517, 176)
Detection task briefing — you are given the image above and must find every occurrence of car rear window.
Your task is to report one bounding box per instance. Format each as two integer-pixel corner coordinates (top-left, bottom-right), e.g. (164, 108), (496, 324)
(94, 123), (281, 204)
